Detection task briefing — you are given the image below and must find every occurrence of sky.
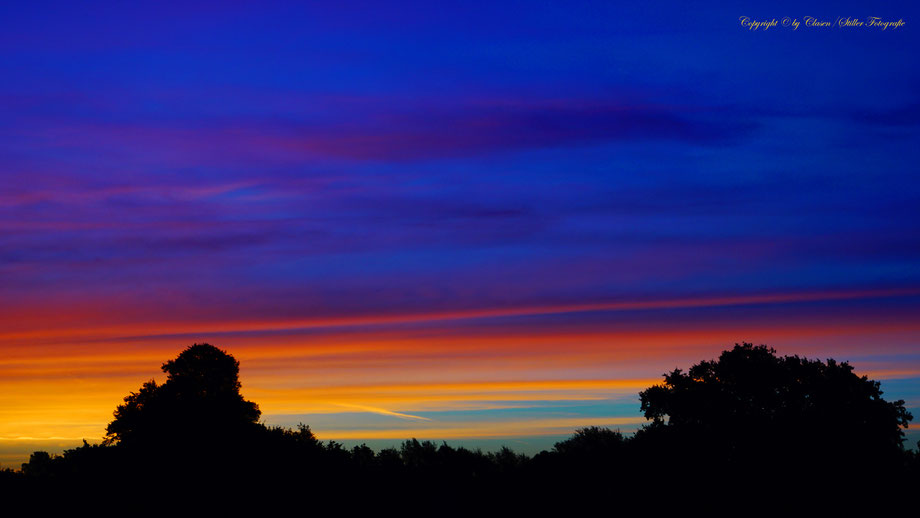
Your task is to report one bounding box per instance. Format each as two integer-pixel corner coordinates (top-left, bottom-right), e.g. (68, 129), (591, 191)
(1, 1), (919, 467)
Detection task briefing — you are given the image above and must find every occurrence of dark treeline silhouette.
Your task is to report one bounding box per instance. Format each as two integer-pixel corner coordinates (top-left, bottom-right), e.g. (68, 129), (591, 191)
(3, 343), (918, 512)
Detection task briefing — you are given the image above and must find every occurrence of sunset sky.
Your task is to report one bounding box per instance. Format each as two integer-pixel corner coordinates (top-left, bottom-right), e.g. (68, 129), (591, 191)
(2, 1), (919, 467)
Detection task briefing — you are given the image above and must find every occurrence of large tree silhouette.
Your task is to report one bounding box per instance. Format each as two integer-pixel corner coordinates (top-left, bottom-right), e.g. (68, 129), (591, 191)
(105, 343), (261, 446)
(637, 342), (913, 472)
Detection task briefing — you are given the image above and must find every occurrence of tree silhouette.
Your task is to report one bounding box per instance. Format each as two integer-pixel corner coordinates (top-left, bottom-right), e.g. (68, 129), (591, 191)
(637, 342), (913, 475)
(104, 343), (261, 446)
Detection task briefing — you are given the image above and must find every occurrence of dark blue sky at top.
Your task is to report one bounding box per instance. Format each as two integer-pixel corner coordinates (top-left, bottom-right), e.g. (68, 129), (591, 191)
(1, 0), (918, 321)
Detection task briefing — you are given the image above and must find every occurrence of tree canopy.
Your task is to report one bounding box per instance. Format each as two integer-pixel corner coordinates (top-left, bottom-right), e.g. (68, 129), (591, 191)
(104, 343), (261, 446)
(637, 342), (913, 465)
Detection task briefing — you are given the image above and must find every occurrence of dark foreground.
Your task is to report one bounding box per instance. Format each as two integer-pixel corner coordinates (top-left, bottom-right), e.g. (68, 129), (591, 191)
(2, 425), (918, 513)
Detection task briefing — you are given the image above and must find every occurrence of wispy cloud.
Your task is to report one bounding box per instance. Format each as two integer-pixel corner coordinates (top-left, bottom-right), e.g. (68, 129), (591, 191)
(334, 404), (432, 421)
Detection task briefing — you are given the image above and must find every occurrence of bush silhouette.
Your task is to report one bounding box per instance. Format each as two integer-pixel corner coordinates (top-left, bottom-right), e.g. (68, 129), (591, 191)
(552, 426), (626, 457)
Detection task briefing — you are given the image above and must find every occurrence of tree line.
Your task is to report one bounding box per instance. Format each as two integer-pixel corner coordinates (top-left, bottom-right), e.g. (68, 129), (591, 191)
(2, 342), (917, 512)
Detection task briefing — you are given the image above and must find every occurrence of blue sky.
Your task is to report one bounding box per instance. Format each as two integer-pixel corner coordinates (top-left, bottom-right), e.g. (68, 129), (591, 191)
(1, 1), (918, 465)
